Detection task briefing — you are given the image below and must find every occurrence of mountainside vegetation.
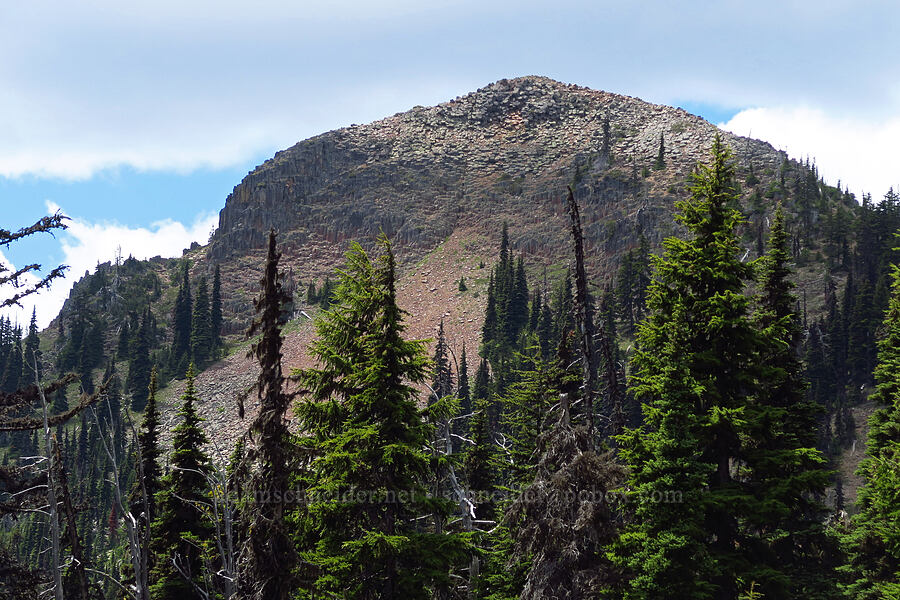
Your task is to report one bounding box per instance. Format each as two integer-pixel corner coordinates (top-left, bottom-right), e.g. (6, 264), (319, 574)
(1, 78), (899, 599)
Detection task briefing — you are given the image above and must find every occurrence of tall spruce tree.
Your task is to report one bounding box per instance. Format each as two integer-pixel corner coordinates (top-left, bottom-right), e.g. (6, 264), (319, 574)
(131, 366), (161, 594)
(744, 204), (835, 598)
(295, 234), (467, 598)
(614, 135), (760, 599)
(128, 309), (152, 411)
(211, 264), (223, 351)
(432, 319), (454, 403)
(190, 276), (212, 366)
(134, 368), (161, 534)
(149, 365), (211, 599)
(170, 263), (192, 374)
(237, 230), (298, 600)
(458, 343), (470, 417)
(842, 260), (900, 599)
(24, 308), (41, 381)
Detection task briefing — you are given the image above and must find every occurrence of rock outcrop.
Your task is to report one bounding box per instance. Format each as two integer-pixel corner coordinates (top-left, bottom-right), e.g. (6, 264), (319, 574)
(209, 76), (788, 281)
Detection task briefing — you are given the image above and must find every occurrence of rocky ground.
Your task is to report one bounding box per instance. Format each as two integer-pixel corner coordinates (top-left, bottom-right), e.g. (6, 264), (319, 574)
(157, 228), (492, 462)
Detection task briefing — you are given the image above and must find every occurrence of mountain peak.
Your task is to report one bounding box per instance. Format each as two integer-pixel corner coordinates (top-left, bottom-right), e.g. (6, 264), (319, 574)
(210, 77), (787, 275)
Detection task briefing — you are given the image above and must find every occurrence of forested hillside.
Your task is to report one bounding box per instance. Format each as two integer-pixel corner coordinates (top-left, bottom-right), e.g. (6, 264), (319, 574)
(2, 78), (899, 599)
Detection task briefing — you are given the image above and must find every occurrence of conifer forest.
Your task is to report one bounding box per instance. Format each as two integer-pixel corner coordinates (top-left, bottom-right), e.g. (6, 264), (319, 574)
(3, 87), (900, 600)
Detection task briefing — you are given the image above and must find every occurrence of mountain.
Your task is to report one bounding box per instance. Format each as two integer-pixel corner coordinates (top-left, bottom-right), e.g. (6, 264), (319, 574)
(212, 76), (796, 270)
(49, 75), (855, 454)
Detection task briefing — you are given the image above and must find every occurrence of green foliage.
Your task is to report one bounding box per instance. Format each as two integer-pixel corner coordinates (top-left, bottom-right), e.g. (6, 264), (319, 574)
(149, 365), (212, 599)
(169, 262), (193, 375)
(432, 319), (454, 402)
(653, 132), (665, 171)
(744, 204), (837, 598)
(294, 235), (468, 598)
(127, 309), (152, 411)
(842, 262), (900, 599)
(211, 264), (223, 351)
(190, 276), (213, 366)
(615, 135), (761, 599)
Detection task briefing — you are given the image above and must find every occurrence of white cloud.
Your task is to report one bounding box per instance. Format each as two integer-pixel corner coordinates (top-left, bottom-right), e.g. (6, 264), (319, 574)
(0, 202), (218, 329)
(720, 107), (900, 200)
(1, 1), (897, 180)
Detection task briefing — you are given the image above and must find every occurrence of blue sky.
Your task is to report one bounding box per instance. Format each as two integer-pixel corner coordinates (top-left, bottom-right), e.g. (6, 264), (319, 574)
(1, 0), (898, 328)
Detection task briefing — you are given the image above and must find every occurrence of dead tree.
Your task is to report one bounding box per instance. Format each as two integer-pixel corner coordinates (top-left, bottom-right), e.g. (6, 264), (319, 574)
(52, 439), (91, 600)
(0, 213), (105, 597)
(90, 400), (148, 600)
(565, 186), (598, 436)
(505, 393), (625, 599)
(236, 230), (298, 600)
(37, 359), (64, 600)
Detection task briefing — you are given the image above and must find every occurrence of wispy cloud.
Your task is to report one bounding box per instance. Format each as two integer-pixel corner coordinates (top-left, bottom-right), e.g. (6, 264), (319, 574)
(720, 107), (900, 199)
(0, 1), (896, 181)
(0, 202), (217, 329)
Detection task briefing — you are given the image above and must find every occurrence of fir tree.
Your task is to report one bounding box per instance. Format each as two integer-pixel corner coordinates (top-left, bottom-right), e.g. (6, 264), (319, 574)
(431, 319), (454, 403)
(211, 264), (223, 351)
(842, 261), (900, 599)
(743, 204), (834, 597)
(170, 263), (192, 374)
(1, 327), (23, 394)
(134, 368), (161, 532)
(505, 255), (529, 342)
(190, 276), (212, 366)
(24, 308), (41, 381)
(237, 230), (298, 600)
(482, 274), (498, 348)
(128, 309), (152, 411)
(614, 135), (759, 599)
(457, 343), (470, 417)
(295, 234), (467, 598)
(149, 365), (211, 599)
(505, 395), (624, 599)
(653, 132), (666, 170)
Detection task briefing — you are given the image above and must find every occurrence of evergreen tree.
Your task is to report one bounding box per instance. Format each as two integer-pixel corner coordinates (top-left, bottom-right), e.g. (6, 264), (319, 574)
(149, 365), (211, 599)
(457, 343), (470, 417)
(482, 274), (498, 348)
(614, 135), (760, 599)
(132, 367), (161, 588)
(505, 396), (624, 599)
(128, 309), (152, 411)
(237, 230), (298, 600)
(464, 389), (495, 503)
(499, 347), (576, 487)
(78, 330), (96, 395)
(744, 204), (834, 598)
(653, 132), (666, 170)
(190, 276), (212, 366)
(842, 261), (900, 599)
(170, 263), (192, 373)
(295, 235), (467, 598)
(211, 264), (223, 351)
(23, 308), (41, 381)
(135, 368), (161, 515)
(1, 327), (22, 394)
(431, 319), (454, 403)
(317, 276), (336, 309)
(528, 289), (542, 332)
(505, 255), (529, 342)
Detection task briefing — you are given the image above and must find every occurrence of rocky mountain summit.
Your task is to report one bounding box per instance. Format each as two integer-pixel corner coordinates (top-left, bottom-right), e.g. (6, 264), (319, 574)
(53, 76), (848, 460)
(210, 76), (787, 277)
